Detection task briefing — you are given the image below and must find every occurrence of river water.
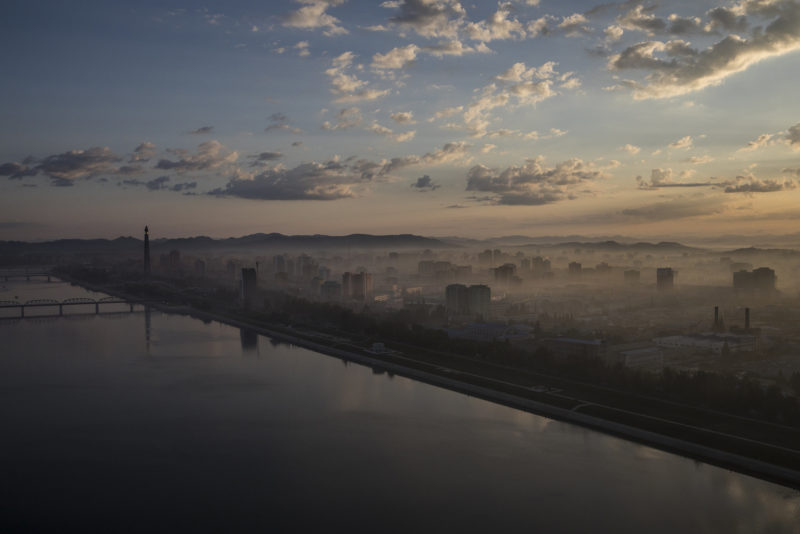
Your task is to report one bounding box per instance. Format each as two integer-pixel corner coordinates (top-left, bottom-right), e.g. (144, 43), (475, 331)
(1, 279), (798, 532)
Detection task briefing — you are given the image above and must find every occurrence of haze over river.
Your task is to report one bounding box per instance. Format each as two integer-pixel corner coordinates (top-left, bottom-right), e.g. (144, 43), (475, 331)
(1, 279), (798, 532)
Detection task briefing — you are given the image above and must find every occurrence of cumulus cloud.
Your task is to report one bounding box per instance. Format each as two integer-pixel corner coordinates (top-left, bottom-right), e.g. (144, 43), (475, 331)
(130, 142), (156, 162)
(156, 140), (238, 172)
(326, 52), (390, 102)
(722, 174), (796, 193)
(122, 175), (198, 192)
(620, 143), (640, 154)
(460, 61), (567, 137)
(371, 44), (419, 70)
(422, 39), (490, 56)
(386, 0), (466, 39)
(608, 2), (800, 99)
(368, 122), (417, 142)
(283, 0), (348, 36)
(465, 2), (526, 42)
(669, 135), (693, 149)
(322, 107), (363, 130)
(0, 162), (37, 179)
(558, 13), (591, 36)
(738, 132), (777, 151)
(295, 40), (311, 57)
(35, 147), (122, 185)
(465, 156), (609, 205)
(209, 141), (469, 201)
(411, 174), (440, 191)
(210, 159), (364, 200)
(390, 111), (416, 124)
(787, 122), (800, 149)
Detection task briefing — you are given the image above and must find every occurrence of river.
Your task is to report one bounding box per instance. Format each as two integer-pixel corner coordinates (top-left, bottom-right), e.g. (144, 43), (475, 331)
(1, 279), (798, 532)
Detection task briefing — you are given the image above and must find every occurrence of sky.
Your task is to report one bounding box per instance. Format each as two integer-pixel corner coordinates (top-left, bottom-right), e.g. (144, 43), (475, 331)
(1, 0), (799, 241)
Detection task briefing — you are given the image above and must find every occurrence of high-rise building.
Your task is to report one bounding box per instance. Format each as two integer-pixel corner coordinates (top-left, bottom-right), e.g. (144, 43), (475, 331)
(143, 226), (151, 278)
(342, 272), (353, 299)
(352, 272), (373, 301)
(467, 284), (491, 320)
(445, 284), (469, 315)
(241, 267), (258, 309)
(568, 262), (582, 276)
(733, 267), (776, 294)
(657, 267), (675, 290)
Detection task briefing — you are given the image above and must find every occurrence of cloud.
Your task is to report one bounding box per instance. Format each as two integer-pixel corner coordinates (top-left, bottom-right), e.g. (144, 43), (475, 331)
(558, 13), (591, 36)
(283, 0), (348, 36)
(249, 151), (284, 165)
(738, 132), (776, 151)
(322, 107), (363, 130)
(386, 0), (466, 39)
(209, 158), (367, 201)
(636, 168), (715, 189)
(422, 39), (490, 56)
(295, 40), (311, 57)
(787, 122), (800, 149)
(460, 61), (564, 137)
(122, 175), (198, 192)
(465, 2), (526, 42)
(604, 24), (624, 42)
(428, 105), (463, 121)
(608, 2), (800, 99)
(617, 5), (666, 35)
(390, 111), (416, 124)
(372, 44), (419, 70)
(36, 147), (122, 183)
(620, 143), (640, 154)
(0, 162), (37, 179)
(465, 156), (609, 205)
(620, 195), (726, 221)
(190, 126), (213, 135)
(265, 113), (303, 134)
(130, 141), (156, 162)
(368, 122), (417, 142)
(411, 174), (440, 191)
(722, 175), (796, 193)
(669, 135), (693, 149)
(687, 154), (714, 164)
(155, 140), (238, 172)
(208, 141), (469, 201)
(326, 52), (390, 102)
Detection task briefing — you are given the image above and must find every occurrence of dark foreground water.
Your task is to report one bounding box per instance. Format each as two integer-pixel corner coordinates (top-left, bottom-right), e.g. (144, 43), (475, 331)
(1, 280), (799, 533)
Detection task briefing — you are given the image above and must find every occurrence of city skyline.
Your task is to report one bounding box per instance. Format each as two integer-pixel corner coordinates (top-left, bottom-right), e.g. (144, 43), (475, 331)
(2, 0), (800, 240)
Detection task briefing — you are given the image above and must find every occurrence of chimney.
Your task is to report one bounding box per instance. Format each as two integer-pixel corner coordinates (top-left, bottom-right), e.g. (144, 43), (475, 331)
(745, 308), (750, 330)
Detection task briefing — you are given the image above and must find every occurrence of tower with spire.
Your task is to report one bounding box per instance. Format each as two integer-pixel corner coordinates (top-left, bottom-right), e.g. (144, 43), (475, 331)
(144, 226), (151, 278)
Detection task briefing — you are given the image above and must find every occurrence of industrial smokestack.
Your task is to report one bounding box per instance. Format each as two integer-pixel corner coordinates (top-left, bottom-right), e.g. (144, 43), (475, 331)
(714, 306), (719, 327)
(745, 308), (750, 330)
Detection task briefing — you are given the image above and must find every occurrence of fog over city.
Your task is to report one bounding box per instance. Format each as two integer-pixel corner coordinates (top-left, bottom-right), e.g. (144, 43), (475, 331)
(3, 0), (800, 531)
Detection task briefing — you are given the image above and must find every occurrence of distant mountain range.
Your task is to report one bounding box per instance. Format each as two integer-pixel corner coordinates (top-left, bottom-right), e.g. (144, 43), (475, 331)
(3, 232), (799, 258)
(0, 233), (450, 256)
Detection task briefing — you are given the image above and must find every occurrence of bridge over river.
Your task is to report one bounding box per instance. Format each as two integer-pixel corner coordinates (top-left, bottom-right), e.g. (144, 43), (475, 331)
(0, 296), (147, 318)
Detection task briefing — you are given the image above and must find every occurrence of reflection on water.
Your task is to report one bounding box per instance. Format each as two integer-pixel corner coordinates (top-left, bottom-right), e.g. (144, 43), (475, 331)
(1, 280), (799, 533)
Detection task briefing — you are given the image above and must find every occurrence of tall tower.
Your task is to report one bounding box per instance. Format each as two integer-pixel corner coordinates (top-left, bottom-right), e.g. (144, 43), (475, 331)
(144, 226), (151, 278)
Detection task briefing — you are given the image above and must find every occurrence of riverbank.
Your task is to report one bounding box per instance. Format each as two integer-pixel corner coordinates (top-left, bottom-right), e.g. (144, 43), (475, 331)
(60, 275), (800, 489)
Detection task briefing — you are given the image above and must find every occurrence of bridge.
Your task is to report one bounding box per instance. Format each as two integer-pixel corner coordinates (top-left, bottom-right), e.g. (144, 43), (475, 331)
(0, 270), (53, 282)
(0, 296), (146, 318)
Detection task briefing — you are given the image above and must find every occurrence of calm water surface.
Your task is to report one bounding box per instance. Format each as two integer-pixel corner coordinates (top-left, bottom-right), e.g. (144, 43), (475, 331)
(1, 280), (799, 532)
